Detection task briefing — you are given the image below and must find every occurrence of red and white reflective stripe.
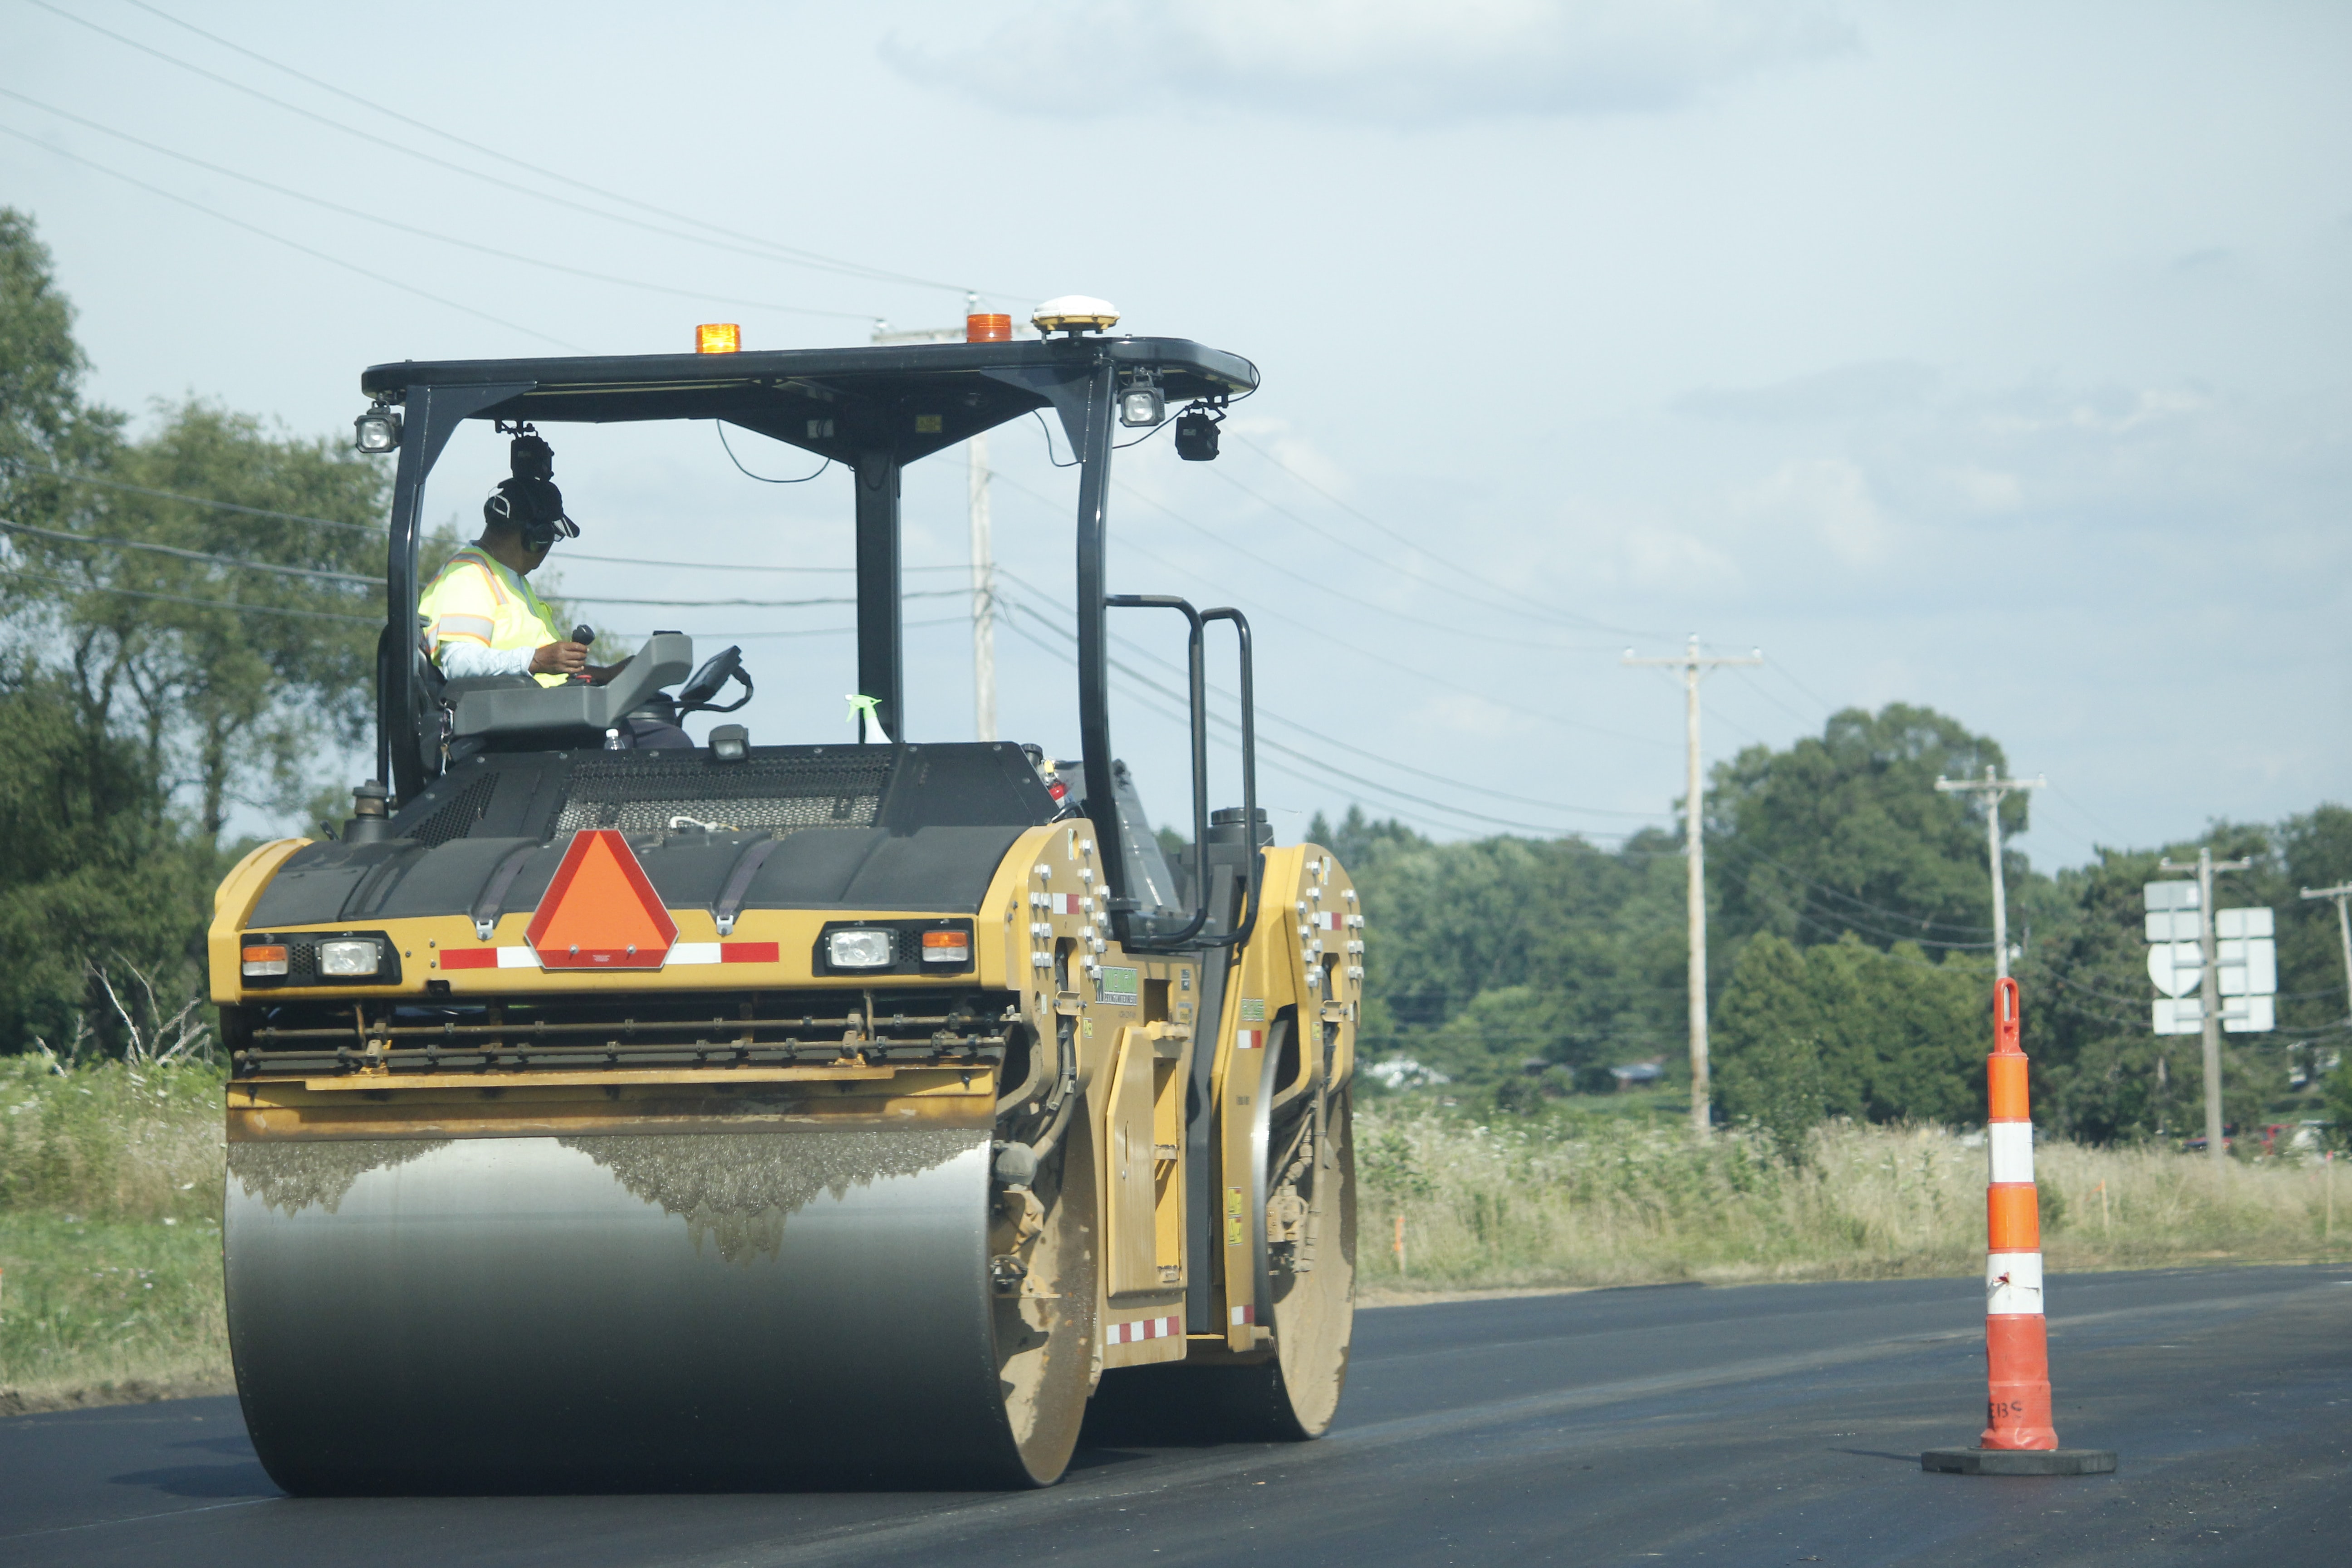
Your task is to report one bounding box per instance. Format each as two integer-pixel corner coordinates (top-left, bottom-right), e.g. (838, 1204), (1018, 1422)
(1045, 893), (1086, 915)
(1988, 1122), (2034, 1185)
(1987, 1251), (2043, 1315)
(1229, 1304), (1255, 1327)
(1312, 911), (1343, 931)
(440, 941), (781, 971)
(1104, 1315), (1181, 1345)
(1235, 1028), (1263, 1051)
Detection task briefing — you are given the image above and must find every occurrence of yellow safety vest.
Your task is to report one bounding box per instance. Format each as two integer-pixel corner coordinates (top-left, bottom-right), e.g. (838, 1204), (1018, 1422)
(418, 545), (568, 688)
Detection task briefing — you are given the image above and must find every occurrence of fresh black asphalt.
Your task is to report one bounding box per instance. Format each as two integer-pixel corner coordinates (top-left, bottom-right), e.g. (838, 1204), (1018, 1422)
(5, 1265), (2347, 1566)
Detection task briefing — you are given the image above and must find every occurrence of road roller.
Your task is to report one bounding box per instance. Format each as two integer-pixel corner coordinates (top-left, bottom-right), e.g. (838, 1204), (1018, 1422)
(208, 311), (1360, 1491)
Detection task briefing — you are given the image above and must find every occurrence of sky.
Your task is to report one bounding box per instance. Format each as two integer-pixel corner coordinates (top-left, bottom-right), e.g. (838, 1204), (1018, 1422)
(3, 0), (2346, 870)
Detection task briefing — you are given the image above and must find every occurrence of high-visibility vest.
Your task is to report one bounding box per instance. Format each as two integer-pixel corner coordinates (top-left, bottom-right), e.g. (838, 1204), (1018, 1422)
(417, 545), (567, 688)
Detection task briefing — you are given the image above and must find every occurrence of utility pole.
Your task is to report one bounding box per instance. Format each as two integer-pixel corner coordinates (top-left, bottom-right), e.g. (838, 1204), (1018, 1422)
(2160, 846), (2255, 1169)
(1624, 635), (1762, 1139)
(968, 424), (996, 741)
(873, 299), (998, 740)
(2299, 882), (2352, 1024)
(1933, 766), (2046, 980)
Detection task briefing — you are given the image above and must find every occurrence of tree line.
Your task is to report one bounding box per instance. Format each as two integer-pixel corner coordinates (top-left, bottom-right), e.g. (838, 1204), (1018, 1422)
(1, 209), (386, 1052)
(1313, 705), (2352, 1147)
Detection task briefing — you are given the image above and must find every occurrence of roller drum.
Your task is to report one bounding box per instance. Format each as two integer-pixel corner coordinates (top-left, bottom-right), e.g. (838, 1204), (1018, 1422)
(225, 1128), (1054, 1491)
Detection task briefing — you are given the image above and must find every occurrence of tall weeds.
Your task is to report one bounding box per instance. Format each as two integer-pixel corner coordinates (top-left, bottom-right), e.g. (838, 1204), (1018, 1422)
(1361, 1109), (2349, 1292)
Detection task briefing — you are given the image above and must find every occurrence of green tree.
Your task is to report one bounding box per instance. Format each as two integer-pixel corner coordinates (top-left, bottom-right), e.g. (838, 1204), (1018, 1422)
(1709, 704), (2013, 957)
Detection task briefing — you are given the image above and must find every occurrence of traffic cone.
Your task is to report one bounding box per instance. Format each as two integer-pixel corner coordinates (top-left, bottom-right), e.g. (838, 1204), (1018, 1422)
(1922, 978), (2116, 1476)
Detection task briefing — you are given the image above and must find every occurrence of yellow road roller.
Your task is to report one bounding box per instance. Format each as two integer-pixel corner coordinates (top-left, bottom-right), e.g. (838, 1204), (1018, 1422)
(210, 312), (1360, 1491)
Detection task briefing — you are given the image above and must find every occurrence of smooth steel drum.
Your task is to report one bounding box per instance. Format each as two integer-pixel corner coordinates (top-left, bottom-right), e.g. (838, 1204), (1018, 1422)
(224, 1128), (1026, 1492)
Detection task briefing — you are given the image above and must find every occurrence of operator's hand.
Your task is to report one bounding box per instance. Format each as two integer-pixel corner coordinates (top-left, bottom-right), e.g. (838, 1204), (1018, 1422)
(529, 640), (592, 676)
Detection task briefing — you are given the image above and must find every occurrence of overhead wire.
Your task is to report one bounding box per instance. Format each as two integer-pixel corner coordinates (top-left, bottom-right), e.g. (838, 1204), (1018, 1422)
(992, 563), (1665, 827)
(0, 566), (375, 623)
(995, 594), (1640, 842)
(35, 0), (1023, 304)
(985, 465), (1669, 750)
(19, 466), (380, 533)
(0, 87), (876, 324)
(1224, 430), (1655, 634)
(0, 517), (382, 584)
(1196, 456), (1635, 640)
(0, 122), (578, 349)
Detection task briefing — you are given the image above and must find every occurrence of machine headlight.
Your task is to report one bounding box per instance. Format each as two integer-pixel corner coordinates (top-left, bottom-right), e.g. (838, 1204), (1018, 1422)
(1118, 386), (1165, 427)
(826, 929), (894, 969)
(318, 938), (383, 977)
(353, 408), (402, 453)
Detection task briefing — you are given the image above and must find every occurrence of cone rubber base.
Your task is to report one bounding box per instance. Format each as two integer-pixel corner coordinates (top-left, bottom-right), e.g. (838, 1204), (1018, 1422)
(1921, 1447), (2117, 1476)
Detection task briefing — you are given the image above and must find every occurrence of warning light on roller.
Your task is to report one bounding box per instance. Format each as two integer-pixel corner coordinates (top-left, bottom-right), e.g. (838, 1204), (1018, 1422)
(696, 323), (741, 354)
(921, 930), (971, 965)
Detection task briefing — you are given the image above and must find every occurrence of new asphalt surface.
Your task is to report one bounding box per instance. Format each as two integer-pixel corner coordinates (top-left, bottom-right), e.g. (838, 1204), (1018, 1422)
(5, 1265), (2347, 1566)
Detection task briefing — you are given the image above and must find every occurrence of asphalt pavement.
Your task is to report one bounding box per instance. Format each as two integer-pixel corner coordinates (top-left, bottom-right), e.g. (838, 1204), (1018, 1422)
(5, 1264), (2348, 1566)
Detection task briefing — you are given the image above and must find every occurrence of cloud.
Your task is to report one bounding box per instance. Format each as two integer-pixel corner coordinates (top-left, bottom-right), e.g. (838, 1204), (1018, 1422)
(1735, 456), (1888, 566)
(1673, 360), (1938, 423)
(883, 0), (1856, 125)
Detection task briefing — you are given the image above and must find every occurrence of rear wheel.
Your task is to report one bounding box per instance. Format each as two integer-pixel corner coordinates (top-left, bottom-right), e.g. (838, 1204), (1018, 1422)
(990, 1116), (1098, 1484)
(1083, 1086), (1356, 1444)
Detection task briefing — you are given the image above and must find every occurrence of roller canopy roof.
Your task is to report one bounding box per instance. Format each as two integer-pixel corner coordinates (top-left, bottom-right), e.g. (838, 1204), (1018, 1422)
(361, 337), (1257, 466)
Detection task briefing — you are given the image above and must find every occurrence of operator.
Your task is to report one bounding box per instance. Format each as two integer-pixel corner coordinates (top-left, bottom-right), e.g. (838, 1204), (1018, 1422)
(418, 431), (617, 687)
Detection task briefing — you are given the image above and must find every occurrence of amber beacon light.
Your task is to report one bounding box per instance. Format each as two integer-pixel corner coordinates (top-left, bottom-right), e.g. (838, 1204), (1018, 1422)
(965, 313), (1013, 343)
(696, 323), (741, 354)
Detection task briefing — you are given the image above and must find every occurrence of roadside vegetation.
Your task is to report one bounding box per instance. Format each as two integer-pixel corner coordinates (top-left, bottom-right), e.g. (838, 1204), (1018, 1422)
(0, 1046), (228, 1410)
(1357, 1095), (2352, 1297)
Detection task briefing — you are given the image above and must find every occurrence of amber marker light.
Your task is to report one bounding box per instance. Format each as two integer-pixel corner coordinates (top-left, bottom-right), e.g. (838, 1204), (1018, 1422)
(696, 323), (741, 354)
(241, 944), (289, 978)
(921, 930), (972, 964)
(966, 313), (1012, 343)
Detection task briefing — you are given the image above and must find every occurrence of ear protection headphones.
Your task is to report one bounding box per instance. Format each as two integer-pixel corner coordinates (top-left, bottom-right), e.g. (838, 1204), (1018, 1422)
(483, 421), (579, 547)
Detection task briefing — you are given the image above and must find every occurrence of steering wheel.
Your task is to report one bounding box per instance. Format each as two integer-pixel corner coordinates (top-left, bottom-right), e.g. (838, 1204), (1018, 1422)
(676, 644), (752, 714)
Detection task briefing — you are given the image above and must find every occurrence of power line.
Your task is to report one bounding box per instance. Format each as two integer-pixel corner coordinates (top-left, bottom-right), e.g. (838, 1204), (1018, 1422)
(998, 596), (1639, 841)
(0, 567), (375, 623)
(40, 0), (1023, 304)
(1104, 467), (1594, 656)
(0, 517), (381, 584)
(564, 586), (970, 609)
(986, 466), (1669, 750)
(1225, 430), (1656, 635)
(994, 564), (1665, 825)
(0, 121), (577, 349)
(20, 466), (381, 533)
(1204, 446), (1644, 640)
(0, 86), (875, 323)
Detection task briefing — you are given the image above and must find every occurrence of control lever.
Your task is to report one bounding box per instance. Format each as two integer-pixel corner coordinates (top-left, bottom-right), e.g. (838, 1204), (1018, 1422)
(566, 624), (596, 685)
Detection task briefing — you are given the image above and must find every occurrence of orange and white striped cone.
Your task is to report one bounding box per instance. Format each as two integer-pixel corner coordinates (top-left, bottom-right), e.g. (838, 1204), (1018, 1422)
(1981, 975), (2055, 1450)
(1923, 978), (2116, 1477)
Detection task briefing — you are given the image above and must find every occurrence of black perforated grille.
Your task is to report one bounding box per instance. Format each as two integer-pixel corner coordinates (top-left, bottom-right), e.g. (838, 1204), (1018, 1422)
(410, 774), (498, 848)
(553, 754), (891, 836)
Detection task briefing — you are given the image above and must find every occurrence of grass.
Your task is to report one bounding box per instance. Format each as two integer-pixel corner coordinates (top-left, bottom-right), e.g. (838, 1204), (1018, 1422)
(1360, 1102), (2352, 1294)
(0, 1050), (230, 1411)
(4, 1051), (2346, 1409)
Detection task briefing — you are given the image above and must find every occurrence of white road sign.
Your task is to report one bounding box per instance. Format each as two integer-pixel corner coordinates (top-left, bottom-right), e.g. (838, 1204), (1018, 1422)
(2146, 942), (2203, 998)
(2153, 995), (2277, 1035)
(2142, 886), (2274, 1034)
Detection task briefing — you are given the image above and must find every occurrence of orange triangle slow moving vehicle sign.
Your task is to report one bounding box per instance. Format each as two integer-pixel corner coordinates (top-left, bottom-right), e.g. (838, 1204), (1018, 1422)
(525, 830), (677, 969)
